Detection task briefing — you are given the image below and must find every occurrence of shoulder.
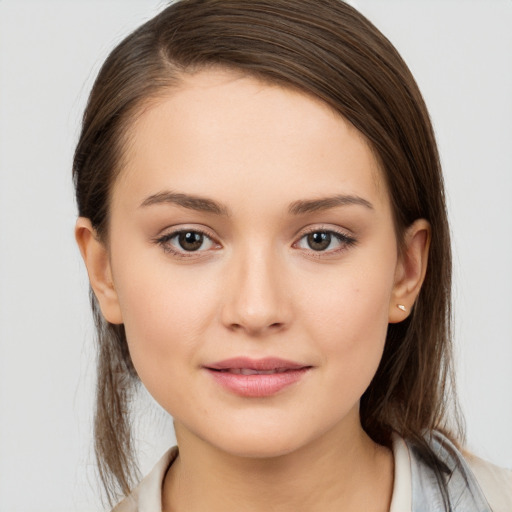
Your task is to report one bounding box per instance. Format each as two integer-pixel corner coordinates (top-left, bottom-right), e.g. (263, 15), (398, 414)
(465, 453), (512, 512)
(399, 431), (512, 512)
(112, 447), (178, 512)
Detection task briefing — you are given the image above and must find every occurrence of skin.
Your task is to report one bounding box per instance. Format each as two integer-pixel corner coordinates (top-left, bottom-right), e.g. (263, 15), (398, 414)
(76, 69), (430, 512)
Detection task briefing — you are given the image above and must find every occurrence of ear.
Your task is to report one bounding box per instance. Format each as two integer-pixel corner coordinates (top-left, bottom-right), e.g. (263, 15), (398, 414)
(75, 217), (123, 325)
(388, 219), (431, 323)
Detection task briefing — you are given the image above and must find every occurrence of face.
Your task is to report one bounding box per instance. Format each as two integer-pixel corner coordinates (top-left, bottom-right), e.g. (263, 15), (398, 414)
(99, 70), (406, 457)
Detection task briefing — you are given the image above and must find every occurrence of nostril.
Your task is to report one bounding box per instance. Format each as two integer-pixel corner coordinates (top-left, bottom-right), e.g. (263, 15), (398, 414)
(227, 321), (284, 335)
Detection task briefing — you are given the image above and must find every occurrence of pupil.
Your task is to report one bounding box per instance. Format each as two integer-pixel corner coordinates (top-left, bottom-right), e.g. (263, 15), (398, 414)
(308, 232), (331, 251)
(179, 231), (203, 251)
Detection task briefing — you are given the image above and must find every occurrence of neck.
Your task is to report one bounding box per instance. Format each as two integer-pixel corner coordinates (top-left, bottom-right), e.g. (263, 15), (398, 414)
(162, 413), (394, 512)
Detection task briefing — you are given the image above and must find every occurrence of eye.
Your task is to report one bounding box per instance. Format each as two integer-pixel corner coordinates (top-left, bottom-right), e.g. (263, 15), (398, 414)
(295, 229), (356, 253)
(175, 231), (208, 251)
(155, 229), (218, 255)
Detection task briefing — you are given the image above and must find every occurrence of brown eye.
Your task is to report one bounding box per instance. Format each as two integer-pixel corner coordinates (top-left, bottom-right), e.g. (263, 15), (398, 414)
(294, 229), (357, 255)
(156, 228), (218, 256)
(178, 231), (204, 251)
(307, 232), (332, 251)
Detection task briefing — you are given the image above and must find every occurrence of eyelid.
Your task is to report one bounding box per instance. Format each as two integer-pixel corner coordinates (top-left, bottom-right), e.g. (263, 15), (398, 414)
(152, 223), (356, 259)
(293, 225), (357, 255)
(298, 224), (355, 238)
(153, 225), (221, 258)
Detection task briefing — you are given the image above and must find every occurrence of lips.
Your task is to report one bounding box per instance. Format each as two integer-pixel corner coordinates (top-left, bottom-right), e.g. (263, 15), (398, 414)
(204, 357), (311, 397)
(221, 368), (290, 375)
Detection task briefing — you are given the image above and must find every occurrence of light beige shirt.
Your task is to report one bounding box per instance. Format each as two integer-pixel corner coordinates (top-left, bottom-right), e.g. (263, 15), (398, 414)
(113, 436), (512, 512)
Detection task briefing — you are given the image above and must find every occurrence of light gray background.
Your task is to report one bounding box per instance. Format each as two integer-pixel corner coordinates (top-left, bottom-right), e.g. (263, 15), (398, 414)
(0, 1), (511, 510)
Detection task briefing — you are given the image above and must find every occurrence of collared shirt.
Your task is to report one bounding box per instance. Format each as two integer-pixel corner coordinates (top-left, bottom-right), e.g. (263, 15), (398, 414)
(113, 435), (512, 512)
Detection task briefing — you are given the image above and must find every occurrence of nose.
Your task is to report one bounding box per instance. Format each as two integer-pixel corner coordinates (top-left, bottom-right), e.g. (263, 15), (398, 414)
(220, 246), (292, 336)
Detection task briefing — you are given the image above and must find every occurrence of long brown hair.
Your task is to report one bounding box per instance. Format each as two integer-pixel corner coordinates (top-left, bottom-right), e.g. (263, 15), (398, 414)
(73, 0), (463, 505)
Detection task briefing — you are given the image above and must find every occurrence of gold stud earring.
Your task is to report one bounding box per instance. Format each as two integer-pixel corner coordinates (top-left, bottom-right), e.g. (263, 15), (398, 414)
(397, 304), (407, 312)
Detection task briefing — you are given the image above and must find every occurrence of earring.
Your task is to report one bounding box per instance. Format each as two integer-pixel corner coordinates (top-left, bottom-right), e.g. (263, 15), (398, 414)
(397, 304), (407, 312)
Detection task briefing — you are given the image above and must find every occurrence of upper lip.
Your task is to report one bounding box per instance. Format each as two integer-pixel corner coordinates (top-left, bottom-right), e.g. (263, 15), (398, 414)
(205, 357), (309, 372)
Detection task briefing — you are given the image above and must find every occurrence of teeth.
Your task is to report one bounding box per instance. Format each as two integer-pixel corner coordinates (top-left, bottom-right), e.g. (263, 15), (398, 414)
(227, 368), (284, 375)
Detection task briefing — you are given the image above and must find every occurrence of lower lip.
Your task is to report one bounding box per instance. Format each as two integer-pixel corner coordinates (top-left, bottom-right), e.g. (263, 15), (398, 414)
(206, 368), (310, 398)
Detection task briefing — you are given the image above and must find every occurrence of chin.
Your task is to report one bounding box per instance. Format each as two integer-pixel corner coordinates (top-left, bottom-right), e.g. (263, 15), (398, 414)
(217, 435), (303, 459)
(194, 420), (319, 460)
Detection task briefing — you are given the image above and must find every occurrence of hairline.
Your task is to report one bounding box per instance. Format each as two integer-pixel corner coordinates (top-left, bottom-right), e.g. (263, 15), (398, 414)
(103, 63), (404, 247)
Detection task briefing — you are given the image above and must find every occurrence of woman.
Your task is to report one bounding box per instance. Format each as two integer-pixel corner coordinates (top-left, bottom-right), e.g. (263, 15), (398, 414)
(73, 1), (512, 510)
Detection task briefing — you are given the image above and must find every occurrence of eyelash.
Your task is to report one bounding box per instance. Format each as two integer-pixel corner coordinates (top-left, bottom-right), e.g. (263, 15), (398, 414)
(153, 227), (357, 259)
(153, 228), (220, 259)
(294, 227), (357, 257)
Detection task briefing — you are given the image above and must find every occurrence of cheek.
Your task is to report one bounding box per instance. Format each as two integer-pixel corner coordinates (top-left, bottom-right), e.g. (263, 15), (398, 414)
(297, 252), (396, 385)
(301, 259), (394, 336)
(111, 251), (222, 385)
(307, 283), (390, 366)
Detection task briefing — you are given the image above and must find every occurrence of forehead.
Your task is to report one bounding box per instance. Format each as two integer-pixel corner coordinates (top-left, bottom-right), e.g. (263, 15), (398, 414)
(115, 69), (388, 213)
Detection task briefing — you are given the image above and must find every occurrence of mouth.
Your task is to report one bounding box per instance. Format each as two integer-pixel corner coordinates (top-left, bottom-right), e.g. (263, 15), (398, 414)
(214, 368), (299, 375)
(204, 357), (312, 397)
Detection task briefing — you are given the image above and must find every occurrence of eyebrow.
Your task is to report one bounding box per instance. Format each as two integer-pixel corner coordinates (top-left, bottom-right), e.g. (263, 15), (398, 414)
(140, 191), (230, 216)
(140, 191), (373, 216)
(288, 195), (374, 215)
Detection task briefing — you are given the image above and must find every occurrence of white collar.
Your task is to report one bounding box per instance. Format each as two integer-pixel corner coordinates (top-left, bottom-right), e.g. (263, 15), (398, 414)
(390, 433), (412, 512)
(114, 435), (413, 512)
